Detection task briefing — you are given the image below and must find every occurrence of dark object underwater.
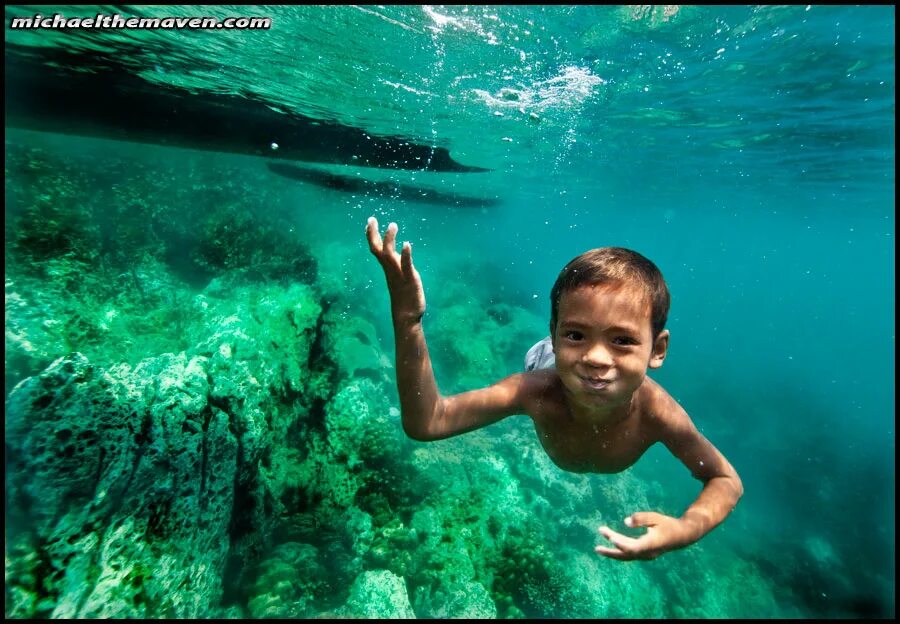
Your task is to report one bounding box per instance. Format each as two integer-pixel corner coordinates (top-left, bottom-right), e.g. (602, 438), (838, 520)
(267, 162), (500, 208)
(5, 44), (489, 173)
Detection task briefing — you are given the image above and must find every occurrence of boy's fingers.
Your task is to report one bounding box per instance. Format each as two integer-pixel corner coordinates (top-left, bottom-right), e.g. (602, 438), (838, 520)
(627, 512), (664, 528)
(383, 222), (399, 256)
(594, 545), (629, 560)
(599, 526), (636, 552)
(365, 216), (383, 254)
(400, 241), (413, 275)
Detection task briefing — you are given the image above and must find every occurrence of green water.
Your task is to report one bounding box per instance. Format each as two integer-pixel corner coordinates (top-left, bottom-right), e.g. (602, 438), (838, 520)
(4, 5), (894, 619)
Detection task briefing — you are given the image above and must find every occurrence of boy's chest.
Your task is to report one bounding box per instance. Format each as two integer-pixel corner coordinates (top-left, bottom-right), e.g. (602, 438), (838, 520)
(532, 411), (656, 474)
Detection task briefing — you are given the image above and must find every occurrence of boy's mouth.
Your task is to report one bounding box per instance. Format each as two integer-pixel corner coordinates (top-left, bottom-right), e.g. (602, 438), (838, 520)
(579, 375), (612, 391)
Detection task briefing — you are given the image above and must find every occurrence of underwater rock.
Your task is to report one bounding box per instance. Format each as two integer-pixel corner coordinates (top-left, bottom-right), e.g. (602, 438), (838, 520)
(5, 352), (239, 617)
(342, 507), (376, 561)
(245, 542), (327, 618)
(5, 285), (346, 617)
(188, 203), (317, 286)
(324, 379), (407, 469)
(341, 569), (416, 619)
(195, 281), (323, 398)
(402, 443), (532, 615)
(489, 523), (587, 618)
(4, 266), (117, 396)
(320, 308), (392, 385)
(6, 353), (121, 536)
(428, 300), (546, 394)
(412, 580), (498, 619)
(3, 273), (350, 617)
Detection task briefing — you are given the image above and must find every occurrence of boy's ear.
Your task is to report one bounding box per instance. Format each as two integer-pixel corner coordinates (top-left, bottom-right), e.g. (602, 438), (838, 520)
(648, 329), (669, 369)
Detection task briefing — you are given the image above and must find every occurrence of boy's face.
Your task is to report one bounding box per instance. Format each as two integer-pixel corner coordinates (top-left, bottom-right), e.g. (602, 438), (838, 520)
(551, 282), (669, 414)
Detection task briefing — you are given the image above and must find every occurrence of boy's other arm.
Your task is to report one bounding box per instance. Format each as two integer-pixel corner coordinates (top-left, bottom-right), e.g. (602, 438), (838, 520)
(597, 389), (743, 561)
(654, 394), (744, 543)
(366, 217), (528, 441)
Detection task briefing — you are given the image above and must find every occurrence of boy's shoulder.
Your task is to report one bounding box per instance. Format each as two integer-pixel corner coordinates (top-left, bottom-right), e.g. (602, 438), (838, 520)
(517, 368), (567, 417)
(638, 376), (691, 432)
(519, 368), (563, 397)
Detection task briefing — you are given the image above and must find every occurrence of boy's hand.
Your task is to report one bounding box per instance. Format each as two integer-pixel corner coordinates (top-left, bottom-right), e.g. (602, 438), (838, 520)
(595, 512), (693, 561)
(366, 217), (426, 325)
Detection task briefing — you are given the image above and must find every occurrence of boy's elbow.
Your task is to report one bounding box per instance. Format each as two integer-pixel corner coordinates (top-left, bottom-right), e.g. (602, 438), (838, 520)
(724, 468), (744, 503)
(402, 420), (434, 442)
(401, 410), (441, 442)
(733, 474), (744, 500)
(400, 398), (447, 442)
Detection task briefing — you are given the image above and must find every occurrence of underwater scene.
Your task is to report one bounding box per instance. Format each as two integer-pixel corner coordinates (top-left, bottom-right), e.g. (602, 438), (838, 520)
(4, 5), (895, 619)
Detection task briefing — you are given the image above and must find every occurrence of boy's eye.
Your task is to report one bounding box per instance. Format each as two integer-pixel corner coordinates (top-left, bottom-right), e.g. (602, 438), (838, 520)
(612, 336), (637, 346)
(564, 330), (583, 341)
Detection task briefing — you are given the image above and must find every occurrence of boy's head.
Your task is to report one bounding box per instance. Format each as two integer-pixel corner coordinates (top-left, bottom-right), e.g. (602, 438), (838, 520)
(549, 247), (670, 342)
(548, 247), (671, 410)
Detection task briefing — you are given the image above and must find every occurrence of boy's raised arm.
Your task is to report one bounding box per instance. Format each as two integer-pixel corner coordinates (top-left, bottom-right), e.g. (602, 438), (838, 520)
(366, 217), (525, 441)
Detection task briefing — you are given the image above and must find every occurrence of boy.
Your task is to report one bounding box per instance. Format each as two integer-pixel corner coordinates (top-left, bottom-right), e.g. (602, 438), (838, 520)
(365, 217), (742, 561)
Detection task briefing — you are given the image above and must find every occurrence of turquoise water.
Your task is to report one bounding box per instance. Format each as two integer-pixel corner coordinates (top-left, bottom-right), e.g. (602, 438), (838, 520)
(5, 5), (894, 619)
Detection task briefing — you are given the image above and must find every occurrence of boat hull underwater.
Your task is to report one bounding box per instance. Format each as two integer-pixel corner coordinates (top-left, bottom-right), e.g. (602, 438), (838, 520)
(5, 44), (492, 201)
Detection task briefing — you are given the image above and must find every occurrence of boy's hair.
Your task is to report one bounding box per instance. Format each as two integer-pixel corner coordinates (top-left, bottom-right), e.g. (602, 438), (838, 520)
(549, 247), (670, 340)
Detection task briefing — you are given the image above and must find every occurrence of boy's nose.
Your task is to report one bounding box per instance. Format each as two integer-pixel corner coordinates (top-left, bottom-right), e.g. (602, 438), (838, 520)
(582, 342), (613, 367)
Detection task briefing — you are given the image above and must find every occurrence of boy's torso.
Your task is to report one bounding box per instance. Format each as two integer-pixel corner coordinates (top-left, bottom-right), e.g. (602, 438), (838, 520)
(523, 371), (662, 474)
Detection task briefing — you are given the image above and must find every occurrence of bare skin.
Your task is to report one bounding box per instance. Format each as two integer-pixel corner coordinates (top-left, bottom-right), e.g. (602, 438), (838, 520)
(366, 217), (743, 561)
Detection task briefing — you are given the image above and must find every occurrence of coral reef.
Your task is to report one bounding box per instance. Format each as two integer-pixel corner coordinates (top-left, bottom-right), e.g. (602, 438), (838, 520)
(245, 542), (327, 618)
(428, 296), (546, 393)
(5, 352), (238, 617)
(341, 569), (416, 618)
